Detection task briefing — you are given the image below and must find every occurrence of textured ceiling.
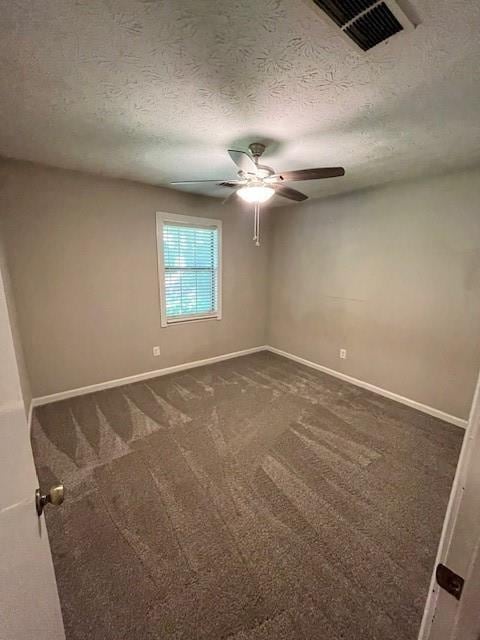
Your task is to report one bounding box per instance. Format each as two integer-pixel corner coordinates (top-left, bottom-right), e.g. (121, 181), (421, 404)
(1, 0), (480, 203)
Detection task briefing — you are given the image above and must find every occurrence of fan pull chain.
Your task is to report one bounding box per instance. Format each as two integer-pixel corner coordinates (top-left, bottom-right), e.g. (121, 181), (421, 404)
(256, 205), (260, 246)
(253, 203), (261, 246)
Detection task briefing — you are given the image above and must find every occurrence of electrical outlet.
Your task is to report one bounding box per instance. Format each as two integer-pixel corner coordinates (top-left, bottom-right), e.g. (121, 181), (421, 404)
(339, 348), (347, 360)
(153, 346), (161, 357)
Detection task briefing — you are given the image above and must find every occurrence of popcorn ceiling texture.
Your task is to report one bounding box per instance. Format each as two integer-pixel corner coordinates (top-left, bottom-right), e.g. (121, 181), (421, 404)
(0, 0), (479, 202)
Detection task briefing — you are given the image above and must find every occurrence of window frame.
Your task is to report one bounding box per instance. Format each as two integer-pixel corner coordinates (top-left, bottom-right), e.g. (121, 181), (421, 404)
(156, 211), (223, 327)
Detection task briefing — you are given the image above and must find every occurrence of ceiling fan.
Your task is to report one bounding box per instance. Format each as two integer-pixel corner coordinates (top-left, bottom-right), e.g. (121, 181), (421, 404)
(171, 142), (345, 205)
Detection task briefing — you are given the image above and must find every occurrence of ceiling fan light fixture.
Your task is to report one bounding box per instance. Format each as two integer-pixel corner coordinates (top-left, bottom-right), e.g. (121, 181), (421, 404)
(237, 184), (275, 204)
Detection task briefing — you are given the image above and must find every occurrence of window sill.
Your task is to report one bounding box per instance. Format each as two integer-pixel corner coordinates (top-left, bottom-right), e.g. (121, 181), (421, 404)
(162, 314), (221, 327)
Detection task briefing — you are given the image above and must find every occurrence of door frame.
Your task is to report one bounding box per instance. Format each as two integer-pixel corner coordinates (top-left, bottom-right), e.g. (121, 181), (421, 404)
(0, 254), (65, 640)
(418, 369), (480, 639)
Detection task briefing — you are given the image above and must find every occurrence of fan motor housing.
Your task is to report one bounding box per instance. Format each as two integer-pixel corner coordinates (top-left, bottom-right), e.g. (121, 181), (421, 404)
(248, 143), (266, 159)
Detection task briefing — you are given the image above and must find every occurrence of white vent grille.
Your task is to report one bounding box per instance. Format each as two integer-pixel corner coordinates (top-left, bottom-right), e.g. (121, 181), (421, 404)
(312, 0), (415, 51)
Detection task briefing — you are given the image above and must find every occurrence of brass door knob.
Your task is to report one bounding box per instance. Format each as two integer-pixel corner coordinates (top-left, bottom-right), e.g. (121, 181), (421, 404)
(35, 484), (65, 516)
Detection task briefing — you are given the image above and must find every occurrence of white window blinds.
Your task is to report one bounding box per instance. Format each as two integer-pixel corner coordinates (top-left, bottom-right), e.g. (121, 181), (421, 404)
(159, 217), (221, 325)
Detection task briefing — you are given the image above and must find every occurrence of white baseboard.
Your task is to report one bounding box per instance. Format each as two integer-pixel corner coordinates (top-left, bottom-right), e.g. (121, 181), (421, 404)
(30, 343), (468, 430)
(31, 345), (268, 407)
(266, 346), (468, 429)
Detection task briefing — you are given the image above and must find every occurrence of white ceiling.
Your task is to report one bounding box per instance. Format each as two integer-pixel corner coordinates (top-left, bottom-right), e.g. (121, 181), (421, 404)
(1, 0), (479, 203)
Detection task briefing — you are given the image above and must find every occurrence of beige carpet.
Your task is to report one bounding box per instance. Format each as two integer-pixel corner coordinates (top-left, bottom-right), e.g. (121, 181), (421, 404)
(31, 351), (463, 640)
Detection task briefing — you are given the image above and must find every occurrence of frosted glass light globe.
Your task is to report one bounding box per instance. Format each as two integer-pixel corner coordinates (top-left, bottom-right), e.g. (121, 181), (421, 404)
(237, 185), (275, 204)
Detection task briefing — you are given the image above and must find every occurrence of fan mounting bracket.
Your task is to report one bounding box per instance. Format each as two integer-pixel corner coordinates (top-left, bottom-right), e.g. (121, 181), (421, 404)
(248, 142), (266, 161)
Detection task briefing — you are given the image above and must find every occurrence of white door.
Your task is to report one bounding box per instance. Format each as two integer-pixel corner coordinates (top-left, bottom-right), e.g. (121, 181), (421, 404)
(0, 265), (65, 639)
(419, 371), (480, 640)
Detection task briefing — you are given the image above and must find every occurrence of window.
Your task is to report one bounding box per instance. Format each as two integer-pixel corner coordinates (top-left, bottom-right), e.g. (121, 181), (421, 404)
(156, 212), (222, 326)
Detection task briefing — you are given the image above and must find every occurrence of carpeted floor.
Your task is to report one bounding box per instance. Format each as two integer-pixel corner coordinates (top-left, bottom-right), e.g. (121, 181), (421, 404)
(31, 351), (463, 640)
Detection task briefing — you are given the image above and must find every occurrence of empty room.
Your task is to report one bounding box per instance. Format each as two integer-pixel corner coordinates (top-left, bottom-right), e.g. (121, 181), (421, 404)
(1, 1), (480, 639)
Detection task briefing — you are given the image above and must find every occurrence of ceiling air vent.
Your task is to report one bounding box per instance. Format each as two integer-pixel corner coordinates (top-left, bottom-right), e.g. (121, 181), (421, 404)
(312, 0), (415, 51)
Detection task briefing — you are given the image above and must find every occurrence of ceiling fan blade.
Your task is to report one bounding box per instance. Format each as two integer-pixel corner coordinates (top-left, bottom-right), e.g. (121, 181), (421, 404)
(228, 149), (257, 174)
(272, 184), (308, 202)
(170, 179), (242, 185)
(273, 167), (345, 181)
(218, 181), (244, 188)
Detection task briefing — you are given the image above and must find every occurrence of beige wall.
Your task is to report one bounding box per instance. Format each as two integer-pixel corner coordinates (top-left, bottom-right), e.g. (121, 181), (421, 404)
(0, 160), (270, 398)
(2, 158), (479, 420)
(268, 168), (480, 420)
